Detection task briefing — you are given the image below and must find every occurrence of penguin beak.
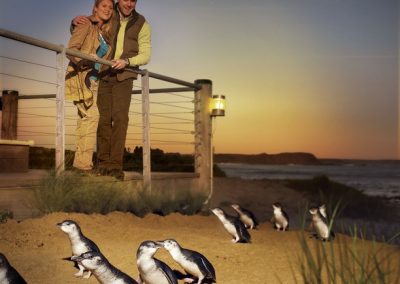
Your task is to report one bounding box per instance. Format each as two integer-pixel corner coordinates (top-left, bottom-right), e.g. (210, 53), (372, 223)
(71, 255), (83, 262)
(155, 241), (164, 247)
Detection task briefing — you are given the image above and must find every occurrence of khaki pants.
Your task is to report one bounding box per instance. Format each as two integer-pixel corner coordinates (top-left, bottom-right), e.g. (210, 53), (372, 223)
(73, 80), (99, 170)
(97, 76), (134, 170)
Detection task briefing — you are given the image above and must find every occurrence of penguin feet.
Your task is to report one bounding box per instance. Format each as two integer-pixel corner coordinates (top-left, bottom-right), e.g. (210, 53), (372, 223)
(183, 277), (195, 283)
(74, 270), (84, 278)
(82, 271), (92, 279)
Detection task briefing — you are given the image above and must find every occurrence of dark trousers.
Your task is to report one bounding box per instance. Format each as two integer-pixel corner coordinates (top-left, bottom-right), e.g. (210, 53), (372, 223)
(97, 76), (134, 170)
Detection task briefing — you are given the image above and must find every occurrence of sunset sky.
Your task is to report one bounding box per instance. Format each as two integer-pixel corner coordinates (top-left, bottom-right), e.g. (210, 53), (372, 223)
(0, 0), (399, 159)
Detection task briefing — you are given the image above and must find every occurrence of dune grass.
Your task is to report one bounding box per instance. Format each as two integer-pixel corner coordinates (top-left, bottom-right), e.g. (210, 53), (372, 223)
(293, 230), (400, 284)
(0, 210), (13, 223)
(33, 171), (208, 216)
(282, 203), (400, 284)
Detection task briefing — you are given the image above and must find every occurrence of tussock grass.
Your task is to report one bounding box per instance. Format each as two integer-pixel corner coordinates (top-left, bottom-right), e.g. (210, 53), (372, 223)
(284, 205), (400, 284)
(34, 171), (207, 216)
(294, 231), (400, 284)
(0, 210), (13, 223)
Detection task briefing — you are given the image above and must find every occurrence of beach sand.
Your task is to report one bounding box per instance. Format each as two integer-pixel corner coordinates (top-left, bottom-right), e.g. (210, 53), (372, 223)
(0, 178), (399, 283)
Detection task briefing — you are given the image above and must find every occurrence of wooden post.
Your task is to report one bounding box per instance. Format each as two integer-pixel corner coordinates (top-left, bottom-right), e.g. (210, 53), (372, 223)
(55, 47), (66, 172)
(141, 70), (151, 191)
(1, 90), (18, 140)
(194, 79), (213, 196)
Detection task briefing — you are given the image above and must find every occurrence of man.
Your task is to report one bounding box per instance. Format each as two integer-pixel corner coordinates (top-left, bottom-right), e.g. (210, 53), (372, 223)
(74, 0), (151, 180)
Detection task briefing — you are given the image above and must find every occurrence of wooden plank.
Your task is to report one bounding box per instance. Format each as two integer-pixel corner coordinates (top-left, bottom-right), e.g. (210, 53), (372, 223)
(0, 144), (29, 172)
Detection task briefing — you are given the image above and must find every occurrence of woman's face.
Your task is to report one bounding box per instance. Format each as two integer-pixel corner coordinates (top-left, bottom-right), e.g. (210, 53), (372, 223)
(94, 0), (114, 23)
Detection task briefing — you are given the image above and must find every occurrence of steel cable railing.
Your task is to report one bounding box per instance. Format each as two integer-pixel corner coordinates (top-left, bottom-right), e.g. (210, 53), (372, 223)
(1, 28), (214, 194)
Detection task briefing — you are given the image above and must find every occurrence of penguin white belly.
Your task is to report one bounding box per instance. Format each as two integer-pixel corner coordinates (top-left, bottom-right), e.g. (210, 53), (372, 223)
(315, 220), (329, 239)
(222, 221), (238, 238)
(71, 241), (90, 255)
(275, 214), (288, 228)
(138, 260), (170, 284)
(0, 269), (9, 284)
(95, 269), (121, 284)
(240, 215), (253, 227)
(141, 271), (170, 284)
(181, 258), (202, 277)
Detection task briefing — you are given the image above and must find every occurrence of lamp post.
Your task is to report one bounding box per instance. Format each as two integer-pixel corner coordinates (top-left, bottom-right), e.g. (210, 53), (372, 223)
(211, 94), (226, 117)
(204, 94), (226, 205)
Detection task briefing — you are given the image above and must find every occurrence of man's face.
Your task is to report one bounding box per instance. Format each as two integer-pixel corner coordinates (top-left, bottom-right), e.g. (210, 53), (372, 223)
(118, 0), (137, 17)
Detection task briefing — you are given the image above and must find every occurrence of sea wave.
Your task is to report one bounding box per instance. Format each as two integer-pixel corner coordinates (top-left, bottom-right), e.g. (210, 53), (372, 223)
(218, 163), (400, 198)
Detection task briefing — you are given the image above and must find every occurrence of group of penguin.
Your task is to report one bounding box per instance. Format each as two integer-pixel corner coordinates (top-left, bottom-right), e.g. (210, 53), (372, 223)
(0, 202), (334, 284)
(211, 203), (334, 244)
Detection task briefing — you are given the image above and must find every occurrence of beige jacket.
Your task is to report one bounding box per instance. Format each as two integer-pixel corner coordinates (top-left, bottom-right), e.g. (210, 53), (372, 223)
(65, 16), (112, 106)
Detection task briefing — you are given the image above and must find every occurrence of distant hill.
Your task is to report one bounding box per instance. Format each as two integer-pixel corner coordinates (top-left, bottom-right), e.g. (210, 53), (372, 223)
(214, 152), (321, 165)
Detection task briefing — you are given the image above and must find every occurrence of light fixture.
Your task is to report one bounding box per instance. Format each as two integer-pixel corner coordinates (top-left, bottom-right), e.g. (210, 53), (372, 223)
(210, 94), (226, 117)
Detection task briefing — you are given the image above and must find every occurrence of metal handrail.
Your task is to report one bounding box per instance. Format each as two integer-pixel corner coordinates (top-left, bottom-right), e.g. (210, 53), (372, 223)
(0, 28), (199, 90)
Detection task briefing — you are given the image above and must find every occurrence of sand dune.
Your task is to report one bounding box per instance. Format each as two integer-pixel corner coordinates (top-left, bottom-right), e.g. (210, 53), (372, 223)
(0, 211), (398, 284)
(0, 177), (399, 283)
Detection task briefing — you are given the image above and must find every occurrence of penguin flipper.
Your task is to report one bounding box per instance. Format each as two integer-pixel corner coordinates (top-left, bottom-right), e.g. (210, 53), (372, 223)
(8, 268), (27, 284)
(84, 237), (101, 253)
(192, 253), (216, 281)
(155, 258), (178, 284)
(172, 269), (192, 280)
(236, 221), (251, 243)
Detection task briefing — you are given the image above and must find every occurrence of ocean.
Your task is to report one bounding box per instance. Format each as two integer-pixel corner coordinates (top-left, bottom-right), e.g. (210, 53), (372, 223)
(218, 162), (400, 198)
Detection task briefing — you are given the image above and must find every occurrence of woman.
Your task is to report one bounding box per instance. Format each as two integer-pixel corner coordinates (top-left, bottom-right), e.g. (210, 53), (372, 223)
(65, 0), (114, 173)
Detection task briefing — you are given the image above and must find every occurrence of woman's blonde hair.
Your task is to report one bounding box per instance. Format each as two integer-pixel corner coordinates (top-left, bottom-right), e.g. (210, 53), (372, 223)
(92, 0), (115, 43)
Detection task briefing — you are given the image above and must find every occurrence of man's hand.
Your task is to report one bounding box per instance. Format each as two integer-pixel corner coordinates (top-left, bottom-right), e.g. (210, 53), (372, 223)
(72, 15), (90, 26)
(111, 59), (129, 70)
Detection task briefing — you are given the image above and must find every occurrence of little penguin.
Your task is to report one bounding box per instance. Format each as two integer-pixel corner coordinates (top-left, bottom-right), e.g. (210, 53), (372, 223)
(57, 219), (101, 278)
(308, 204), (328, 232)
(271, 203), (289, 231)
(71, 251), (138, 284)
(158, 239), (216, 284)
(211, 207), (251, 243)
(231, 203), (258, 230)
(309, 207), (335, 241)
(136, 241), (178, 284)
(0, 253), (27, 284)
